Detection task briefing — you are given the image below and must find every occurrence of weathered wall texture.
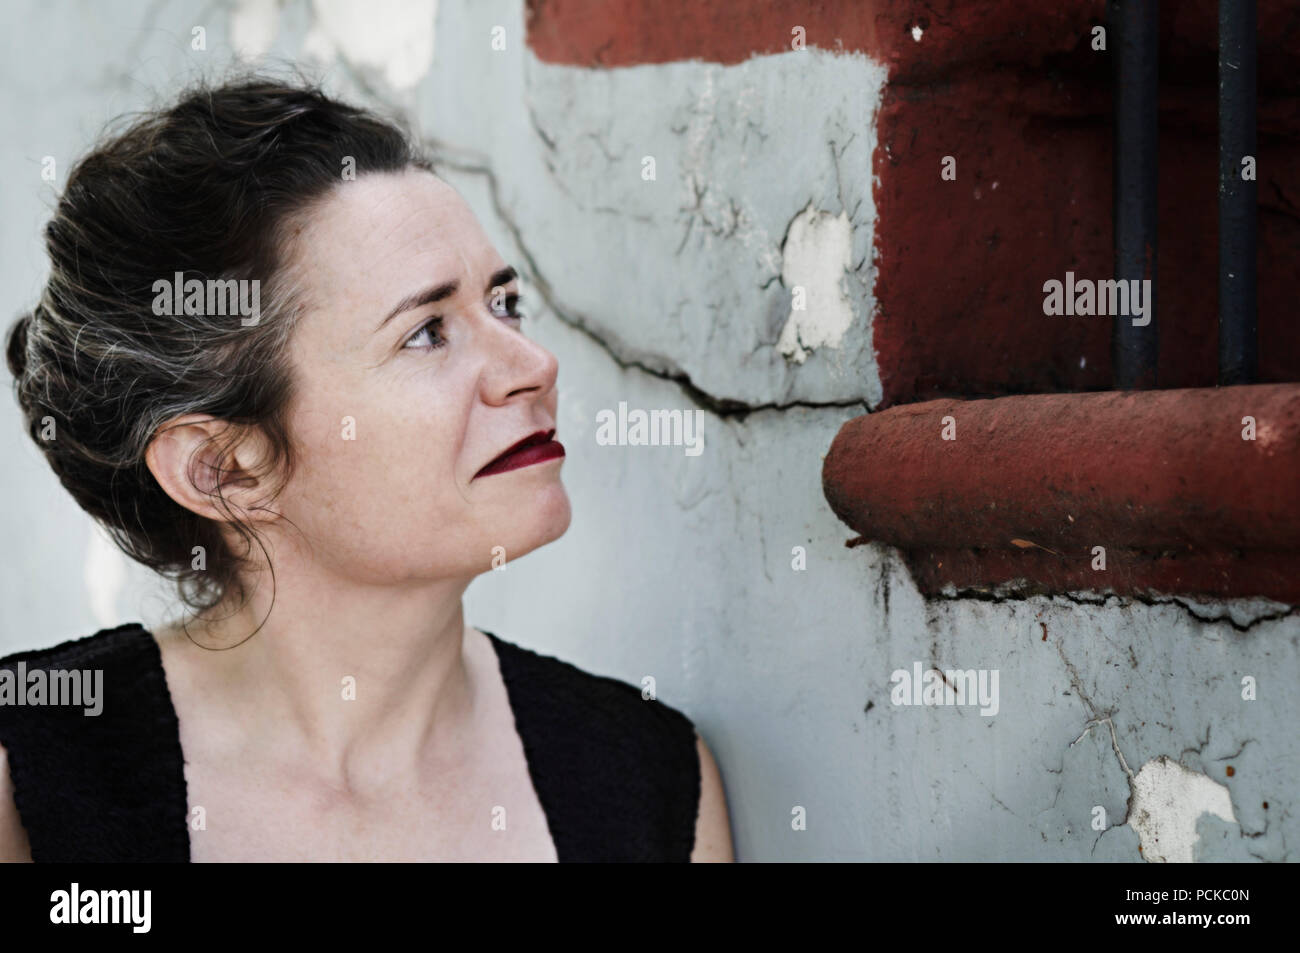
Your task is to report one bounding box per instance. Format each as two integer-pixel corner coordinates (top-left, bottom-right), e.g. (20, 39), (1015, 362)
(1, 0), (1295, 861)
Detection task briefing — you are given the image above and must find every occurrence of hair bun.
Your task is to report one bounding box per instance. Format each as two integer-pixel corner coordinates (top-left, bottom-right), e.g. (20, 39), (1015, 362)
(5, 308), (35, 381)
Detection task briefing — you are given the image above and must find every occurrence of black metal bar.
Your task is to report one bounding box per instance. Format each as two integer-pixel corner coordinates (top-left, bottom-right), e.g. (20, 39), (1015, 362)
(1218, 0), (1258, 385)
(1111, 0), (1159, 389)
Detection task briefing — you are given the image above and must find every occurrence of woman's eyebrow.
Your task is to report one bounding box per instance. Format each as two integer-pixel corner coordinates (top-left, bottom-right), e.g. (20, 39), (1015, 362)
(375, 266), (519, 333)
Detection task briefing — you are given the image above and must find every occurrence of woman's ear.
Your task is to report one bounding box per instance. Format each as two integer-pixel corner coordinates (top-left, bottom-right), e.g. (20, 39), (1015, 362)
(144, 414), (277, 523)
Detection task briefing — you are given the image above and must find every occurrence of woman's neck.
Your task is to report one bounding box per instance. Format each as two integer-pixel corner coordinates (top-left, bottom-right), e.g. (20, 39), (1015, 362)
(163, 568), (481, 795)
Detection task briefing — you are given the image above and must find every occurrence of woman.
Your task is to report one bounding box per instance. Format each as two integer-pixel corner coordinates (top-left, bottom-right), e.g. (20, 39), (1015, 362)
(0, 76), (732, 862)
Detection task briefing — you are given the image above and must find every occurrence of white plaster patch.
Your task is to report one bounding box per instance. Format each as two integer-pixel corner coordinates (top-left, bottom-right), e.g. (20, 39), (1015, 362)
(85, 523), (126, 630)
(303, 0), (437, 91)
(230, 0), (280, 61)
(776, 203), (855, 364)
(1128, 756), (1236, 863)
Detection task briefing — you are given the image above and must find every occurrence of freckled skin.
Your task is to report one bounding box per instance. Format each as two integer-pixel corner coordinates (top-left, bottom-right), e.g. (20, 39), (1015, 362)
(275, 169), (570, 583)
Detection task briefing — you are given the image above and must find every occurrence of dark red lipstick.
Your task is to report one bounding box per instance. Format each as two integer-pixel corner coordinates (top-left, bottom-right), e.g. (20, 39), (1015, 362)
(475, 428), (564, 478)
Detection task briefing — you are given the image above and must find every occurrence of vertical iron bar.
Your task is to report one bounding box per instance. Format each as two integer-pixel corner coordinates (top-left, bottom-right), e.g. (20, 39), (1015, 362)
(1111, 0), (1159, 389)
(1218, 0), (1258, 385)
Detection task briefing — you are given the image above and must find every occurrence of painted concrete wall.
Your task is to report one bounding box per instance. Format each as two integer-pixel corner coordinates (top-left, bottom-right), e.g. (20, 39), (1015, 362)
(1, 0), (1295, 861)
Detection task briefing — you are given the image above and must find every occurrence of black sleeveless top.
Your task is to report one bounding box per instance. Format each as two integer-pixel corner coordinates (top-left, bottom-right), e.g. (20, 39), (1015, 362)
(0, 622), (700, 862)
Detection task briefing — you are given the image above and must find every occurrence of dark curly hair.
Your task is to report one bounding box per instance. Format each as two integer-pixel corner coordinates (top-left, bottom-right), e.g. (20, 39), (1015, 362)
(4, 73), (434, 616)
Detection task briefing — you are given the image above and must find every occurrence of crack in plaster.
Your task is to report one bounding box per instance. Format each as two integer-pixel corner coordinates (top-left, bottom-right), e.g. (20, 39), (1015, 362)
(335, 52), (870, 419)
(424, 140), (871, 419)
(935, 584), (1295, 633)
(1054, 623), (1273, 862)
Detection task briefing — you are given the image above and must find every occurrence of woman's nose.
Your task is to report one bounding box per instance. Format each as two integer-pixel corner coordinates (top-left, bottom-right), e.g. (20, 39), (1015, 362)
(477, 308), (558, 403)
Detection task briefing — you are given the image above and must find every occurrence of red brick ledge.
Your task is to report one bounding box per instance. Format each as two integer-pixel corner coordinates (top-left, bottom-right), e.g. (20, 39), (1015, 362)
(822, 384), (1300, 602)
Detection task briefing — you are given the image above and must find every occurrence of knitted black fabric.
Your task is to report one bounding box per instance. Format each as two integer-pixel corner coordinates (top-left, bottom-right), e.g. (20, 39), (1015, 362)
(0, 623), (700, 862)
(0, 622), (190, 861)
(485, 631), (701, 862)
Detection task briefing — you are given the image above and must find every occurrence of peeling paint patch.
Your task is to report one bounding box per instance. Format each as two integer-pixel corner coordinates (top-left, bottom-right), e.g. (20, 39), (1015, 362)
(1128, 756), (1236, 863)
(776, 203), (855, 364)
(303, 0), (437, 91)
(230, 0), (280, 61)
(522, 49), (885, 405)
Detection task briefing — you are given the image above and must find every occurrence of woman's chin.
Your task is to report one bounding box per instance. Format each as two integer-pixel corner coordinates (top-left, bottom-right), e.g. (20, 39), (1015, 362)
(526, 489), (573, 549)
(483, 490), (572, 568)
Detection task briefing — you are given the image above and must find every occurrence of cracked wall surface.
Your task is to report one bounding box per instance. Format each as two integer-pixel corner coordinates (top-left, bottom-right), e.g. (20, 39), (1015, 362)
(1, 0), (1296, 862)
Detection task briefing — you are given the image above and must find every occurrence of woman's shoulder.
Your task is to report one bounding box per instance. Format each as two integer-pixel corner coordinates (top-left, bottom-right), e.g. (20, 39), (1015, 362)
(0, 621), (188, 862)
(0, 620), (174, 737)
(0, 621), (163, 725)
(0, 621), (156, 673)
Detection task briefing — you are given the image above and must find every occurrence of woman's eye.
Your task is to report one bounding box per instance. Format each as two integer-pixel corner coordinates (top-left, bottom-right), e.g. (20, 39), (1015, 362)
(402, 316), (446, 350)
(401, 294), (523, 352)
(493, 292), (526, 321)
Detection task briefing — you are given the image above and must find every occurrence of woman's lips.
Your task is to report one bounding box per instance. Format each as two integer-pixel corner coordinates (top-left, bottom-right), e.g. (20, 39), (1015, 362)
(475, 432), (565, 478)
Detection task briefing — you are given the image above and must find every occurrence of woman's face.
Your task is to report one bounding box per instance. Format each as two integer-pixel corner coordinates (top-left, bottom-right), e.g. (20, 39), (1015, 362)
(269, 168), (570, 584)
